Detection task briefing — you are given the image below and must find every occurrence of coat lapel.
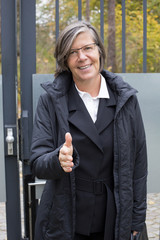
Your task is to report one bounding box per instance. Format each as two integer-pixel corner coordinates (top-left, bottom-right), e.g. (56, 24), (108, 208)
(68, 83), (103, 152)
(95, 86), (116, 134)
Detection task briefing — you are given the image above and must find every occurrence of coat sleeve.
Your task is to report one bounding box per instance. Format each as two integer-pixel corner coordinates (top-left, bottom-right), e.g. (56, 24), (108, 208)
(30, 94), (79, 180)
(132, 97), (148, 232)
(30, 94), (64, 179)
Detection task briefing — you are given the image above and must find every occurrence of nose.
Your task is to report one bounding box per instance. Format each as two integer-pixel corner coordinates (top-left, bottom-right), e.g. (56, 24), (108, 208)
(77, 49), (87, 60)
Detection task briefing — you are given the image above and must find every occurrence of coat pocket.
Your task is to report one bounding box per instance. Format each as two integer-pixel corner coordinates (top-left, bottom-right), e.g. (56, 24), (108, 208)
(45, 193), (73, 239)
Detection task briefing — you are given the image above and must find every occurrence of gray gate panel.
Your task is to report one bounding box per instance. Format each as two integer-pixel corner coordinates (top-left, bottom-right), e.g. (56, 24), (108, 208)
(118, 73), (160, 193)
(0, 75), (6, 202)
(32, 73), (160, 194)
(32, 74), (54, 119)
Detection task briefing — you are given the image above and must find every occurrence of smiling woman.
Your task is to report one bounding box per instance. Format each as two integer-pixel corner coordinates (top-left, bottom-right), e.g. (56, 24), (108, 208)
(30, 21), (148, 240)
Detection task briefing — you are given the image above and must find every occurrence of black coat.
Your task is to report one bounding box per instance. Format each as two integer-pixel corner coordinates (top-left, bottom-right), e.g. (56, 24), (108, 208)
(30, 70), (148, 240)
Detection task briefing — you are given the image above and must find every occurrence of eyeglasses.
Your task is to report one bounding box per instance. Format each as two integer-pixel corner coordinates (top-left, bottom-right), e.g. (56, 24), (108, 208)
(68, 43), (97, 59)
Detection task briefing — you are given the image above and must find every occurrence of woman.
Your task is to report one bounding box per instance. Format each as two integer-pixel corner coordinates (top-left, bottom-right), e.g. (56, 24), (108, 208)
(30, 21), (148, 240)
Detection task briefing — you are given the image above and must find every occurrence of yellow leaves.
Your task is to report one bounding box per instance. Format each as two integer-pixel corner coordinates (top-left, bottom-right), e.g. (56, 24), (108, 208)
(37, 57), (41, 63)
(115, 0), (160, 72)
(148, 200), (155, 205)
(37, 57), (49, 64)
(44, 59), (49, 63)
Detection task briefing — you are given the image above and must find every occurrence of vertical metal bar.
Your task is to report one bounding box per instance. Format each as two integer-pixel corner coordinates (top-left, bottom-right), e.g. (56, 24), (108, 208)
(20, 0), (36, 237)
(0, 76), (5, 203)
(78, 0), (82, 20)
(55, 0), (59, 40)
(20, 0), (36, 147)
(28, 184), (33, 240)
(143, 0), (147, 73)
(122, 0), (126, 73)
(100, 0), (104, 42)
(1, 0), (21, 239)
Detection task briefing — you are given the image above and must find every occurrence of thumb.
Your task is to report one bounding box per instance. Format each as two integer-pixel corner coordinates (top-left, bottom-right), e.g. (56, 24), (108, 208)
(64, 132), (72, 148)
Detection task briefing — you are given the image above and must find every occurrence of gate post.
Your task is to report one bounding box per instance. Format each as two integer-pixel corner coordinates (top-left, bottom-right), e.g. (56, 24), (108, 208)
(20, 0), (36, 238)
(1, 0), (21, 239)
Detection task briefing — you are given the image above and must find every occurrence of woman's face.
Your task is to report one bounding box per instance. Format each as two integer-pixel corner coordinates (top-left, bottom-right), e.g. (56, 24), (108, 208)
(67, 31), (100, 85)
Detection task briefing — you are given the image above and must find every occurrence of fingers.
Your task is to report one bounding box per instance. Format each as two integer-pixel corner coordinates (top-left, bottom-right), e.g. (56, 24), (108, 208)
(59, 150), (73, 164)
(60, 160), (74, 173)
(132, 231), (138, 236)
(59, 151), (73, 172)
(59, 132), (74, 173)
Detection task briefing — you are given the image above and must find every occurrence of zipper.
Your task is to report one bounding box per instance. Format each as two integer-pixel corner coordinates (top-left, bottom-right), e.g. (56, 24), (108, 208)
(114, 115), (122, 240)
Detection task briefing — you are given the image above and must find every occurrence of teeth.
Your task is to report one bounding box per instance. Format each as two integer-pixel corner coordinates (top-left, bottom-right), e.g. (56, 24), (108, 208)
(79, 65), (90, 70)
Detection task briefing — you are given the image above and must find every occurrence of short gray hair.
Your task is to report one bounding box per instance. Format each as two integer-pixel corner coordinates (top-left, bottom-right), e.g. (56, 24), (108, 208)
(54, 21), (106, 77)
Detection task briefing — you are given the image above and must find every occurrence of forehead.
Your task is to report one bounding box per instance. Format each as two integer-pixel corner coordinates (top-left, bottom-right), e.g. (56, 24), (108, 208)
(71, 31), (94, 49)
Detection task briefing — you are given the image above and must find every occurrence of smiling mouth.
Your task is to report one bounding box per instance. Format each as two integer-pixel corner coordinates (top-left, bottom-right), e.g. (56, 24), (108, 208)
(78, 64), (91, 70)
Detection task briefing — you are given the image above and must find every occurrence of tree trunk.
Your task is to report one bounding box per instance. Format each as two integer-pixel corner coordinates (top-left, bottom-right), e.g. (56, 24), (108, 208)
(107, 0), (116, 72)
(86, 0), (90, 22)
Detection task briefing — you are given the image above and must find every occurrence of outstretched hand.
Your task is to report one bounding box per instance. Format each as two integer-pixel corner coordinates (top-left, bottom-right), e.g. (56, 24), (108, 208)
(59, 132), (74, 172)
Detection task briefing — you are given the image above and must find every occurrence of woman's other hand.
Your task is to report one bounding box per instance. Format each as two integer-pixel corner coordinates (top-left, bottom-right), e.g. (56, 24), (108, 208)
(59, 132), (74, 172)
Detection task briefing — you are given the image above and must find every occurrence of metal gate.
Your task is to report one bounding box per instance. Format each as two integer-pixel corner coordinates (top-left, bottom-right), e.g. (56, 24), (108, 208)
(1, 0), (21, 239)
(1, 0), (36, 239)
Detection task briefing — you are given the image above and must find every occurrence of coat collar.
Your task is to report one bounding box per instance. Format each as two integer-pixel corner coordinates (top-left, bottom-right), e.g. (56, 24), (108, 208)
(41, 71), (73, 98)
(41, 70), (137, 102)
(40, 70), (137, 136)
(101, 70), (138, 115)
